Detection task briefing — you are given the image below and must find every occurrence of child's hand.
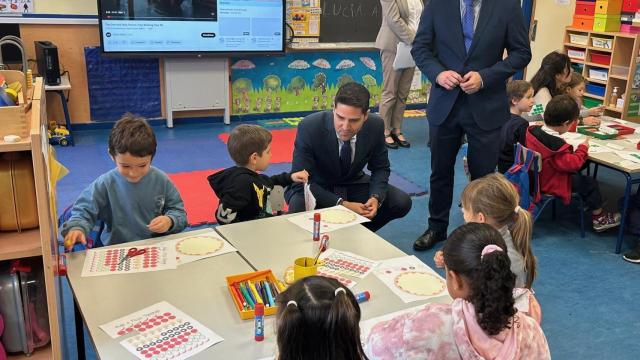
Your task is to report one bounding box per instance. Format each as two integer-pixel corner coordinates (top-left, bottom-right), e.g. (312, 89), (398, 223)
(148, 215), (173, 233)
(588, 106), (604, 117)
(583, 116), (601, 126)
(291, 169), (309, 183)
(64, 230), (86, 251)
(434, 250), (445, 268)
(581, 137), (590, 147)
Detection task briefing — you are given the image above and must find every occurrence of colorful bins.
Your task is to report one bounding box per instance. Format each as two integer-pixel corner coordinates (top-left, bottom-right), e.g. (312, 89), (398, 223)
(622, 0), (640, 12)
(594, 14), (622, 31)
(595, 0), (623, 14)
(586, 83), (607, 97)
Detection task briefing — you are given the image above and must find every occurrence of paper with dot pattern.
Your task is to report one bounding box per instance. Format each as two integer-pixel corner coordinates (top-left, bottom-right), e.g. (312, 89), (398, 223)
(81, 245), (177, 277)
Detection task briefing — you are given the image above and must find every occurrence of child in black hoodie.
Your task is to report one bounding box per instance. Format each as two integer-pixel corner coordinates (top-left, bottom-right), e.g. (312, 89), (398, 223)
(208, 124), (308, 224)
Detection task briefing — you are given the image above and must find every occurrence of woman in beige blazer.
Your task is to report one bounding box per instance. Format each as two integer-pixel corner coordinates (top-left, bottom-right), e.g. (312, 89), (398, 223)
(375, 0), (424, 149)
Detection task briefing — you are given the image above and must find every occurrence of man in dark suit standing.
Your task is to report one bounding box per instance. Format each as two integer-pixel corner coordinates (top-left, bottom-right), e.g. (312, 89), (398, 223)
(411, 0), (531, 250)
(286, 82), (411, 232)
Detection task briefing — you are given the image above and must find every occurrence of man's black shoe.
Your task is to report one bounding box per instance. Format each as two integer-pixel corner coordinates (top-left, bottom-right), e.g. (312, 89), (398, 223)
(413, 229), (446, 251)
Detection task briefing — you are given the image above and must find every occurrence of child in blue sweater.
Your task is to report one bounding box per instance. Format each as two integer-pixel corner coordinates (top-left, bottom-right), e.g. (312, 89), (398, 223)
(61, 114), (187, 249)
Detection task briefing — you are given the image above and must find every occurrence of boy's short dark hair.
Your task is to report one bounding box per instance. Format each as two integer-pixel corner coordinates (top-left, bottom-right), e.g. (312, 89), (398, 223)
(227, 124), (272, 166)
(506, 80), (532, 103)
(108, 114), (157, 158)
(544, 94), (580, 126)
(334, 82), (370, 114)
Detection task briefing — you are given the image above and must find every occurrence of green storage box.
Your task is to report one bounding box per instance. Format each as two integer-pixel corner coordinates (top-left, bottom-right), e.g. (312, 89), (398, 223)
(593, 14), (621, 32)
(577, 125), (618, 139)
(583, 97), (603, 108)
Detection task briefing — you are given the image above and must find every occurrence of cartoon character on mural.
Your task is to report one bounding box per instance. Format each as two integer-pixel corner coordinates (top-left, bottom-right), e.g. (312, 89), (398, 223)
(321, 95), (328, 109)
(242, 93), (250, 113)
(234, 98), (241, 113)
(312, 73), (327, 95)
(253, 98), (263, 112)
(274, 96), (282, 112)
(312, 96), (319, 110)
(265, 97), (273, 113)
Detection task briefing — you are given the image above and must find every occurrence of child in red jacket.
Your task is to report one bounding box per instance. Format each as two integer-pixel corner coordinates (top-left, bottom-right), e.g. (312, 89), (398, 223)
(526, 94), (620, 232)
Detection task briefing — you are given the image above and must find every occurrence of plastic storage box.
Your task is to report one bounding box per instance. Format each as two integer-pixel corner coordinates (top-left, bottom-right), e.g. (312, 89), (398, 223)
(591, 36), (614, 49)
(569, 33), (589, 45)
(586, 83), (606, 96)
(568, 48), (586, 59)
(595, 0), (623, 14)
(594, 14), (622, 32)
(573, 15), (595, 30)
(589, 67), (609, 80)
(591, 51), (611, 65)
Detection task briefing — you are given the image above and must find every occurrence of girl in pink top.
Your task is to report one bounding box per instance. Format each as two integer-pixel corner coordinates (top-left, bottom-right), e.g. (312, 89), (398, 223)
(365, 223), (550, 360)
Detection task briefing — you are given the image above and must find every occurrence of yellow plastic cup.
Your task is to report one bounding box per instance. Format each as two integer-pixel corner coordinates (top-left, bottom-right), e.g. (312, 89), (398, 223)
(293, 257), (318, 280)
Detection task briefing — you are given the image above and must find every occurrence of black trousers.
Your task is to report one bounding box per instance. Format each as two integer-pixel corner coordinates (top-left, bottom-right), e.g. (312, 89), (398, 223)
(428, 93), (502, 233)
(287, 183), (412, 232)
(572, 173), (602, 211)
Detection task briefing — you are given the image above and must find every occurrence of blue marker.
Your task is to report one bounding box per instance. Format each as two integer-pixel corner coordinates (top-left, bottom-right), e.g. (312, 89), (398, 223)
(355, 291), (371, 303)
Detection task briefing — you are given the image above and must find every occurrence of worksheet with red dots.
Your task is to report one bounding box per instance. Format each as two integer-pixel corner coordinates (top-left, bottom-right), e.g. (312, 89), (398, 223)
(81, 245), (177, 277)
(100, 301), (223, 360)
(318, 248), (380, 279)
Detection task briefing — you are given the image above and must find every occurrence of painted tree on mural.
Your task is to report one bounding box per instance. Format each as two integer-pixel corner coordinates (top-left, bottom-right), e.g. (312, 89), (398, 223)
(263, 75), (281, 92)
(337, 74), (354, 88)
(312, 73), (327, 94)
(287, 76), (306, 96)
(232, 78), (253, 95)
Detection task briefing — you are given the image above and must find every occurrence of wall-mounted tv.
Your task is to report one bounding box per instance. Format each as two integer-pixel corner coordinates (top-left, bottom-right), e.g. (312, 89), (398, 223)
(98, 0), (285, 55)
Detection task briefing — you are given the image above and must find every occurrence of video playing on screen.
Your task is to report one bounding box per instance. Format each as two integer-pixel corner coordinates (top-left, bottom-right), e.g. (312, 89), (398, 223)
(98, 0), (285, 54)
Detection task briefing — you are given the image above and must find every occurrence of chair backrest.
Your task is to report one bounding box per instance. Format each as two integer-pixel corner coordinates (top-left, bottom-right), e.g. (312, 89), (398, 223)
(504, 143), (542, 212)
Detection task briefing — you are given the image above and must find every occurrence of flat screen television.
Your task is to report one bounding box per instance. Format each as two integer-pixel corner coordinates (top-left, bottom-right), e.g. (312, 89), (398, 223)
(97, 0), (285, 55)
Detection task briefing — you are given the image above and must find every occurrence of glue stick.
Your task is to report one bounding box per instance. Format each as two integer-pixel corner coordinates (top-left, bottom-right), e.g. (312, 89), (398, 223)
(355, 291), (371, 303)
(313, 213), (321, 241)
(254, 303), (264, 341)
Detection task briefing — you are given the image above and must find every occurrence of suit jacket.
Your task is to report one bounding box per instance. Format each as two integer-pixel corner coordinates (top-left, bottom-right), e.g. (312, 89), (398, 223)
(411, 0), (531, 130)
(286, 110), (391, 207)
(375, 0), (420, 51)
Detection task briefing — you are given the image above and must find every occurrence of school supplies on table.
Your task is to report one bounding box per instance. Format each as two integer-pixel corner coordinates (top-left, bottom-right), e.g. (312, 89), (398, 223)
(100, 301), (223, 360)
(313, 234), (330, 265)
(287, 205), (370, 233)
(81, 245), (177, 277)
(117, 247), (147, 266)
(373, 256), (447, 303)
(577, 125), (618, 140)
(254, 304), (265, 342)
(312, 212), (321, 241)
(355, 291), (371, 303)
(226, 270), (284, 319)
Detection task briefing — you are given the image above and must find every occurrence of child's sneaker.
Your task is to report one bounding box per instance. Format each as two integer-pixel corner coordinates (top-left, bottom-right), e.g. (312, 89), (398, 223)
(623, 245), (640, 263)
(592, 212), (621, 232)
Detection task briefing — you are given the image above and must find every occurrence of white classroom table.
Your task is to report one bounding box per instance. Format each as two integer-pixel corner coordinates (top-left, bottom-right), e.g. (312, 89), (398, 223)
(66, 229), (272, 360)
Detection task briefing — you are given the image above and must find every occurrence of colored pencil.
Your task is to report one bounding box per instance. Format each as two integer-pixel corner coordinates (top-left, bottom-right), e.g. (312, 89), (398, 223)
(270, 280), (280, 296)
(231, 284), (247, 310)
(248, 280), (263, 304)
(256, 281), (268, 307)
(261, 281), (272, 307)
(240, 282), (255, 309)
(264, 281), (275, 307)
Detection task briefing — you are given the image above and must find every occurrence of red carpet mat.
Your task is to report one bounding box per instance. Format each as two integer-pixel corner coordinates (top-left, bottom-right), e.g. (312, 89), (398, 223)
(168, 169), (222, 226)
(218, 128), (297, 164)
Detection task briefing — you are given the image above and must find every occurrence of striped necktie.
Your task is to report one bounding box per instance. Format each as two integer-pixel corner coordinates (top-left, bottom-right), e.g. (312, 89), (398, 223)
(463, 0), (474, 52)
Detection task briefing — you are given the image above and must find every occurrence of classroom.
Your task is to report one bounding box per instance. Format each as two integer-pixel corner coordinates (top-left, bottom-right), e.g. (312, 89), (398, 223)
(0, 0), (639, 359)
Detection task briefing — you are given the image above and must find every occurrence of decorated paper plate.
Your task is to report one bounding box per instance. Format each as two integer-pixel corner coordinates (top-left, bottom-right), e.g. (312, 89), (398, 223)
(394, 271), (446, 296)
(176, 236), (223, 256)
(320, 209), (357, 224)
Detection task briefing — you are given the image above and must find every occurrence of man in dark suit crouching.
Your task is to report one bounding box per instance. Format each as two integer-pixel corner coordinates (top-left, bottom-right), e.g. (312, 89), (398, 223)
(285, 82), (411, 232)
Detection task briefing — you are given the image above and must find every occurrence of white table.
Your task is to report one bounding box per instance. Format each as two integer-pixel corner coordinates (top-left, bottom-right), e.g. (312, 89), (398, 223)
(66, 229), (270, 359)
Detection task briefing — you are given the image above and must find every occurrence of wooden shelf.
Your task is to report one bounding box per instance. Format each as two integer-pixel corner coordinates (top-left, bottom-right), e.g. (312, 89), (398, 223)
(605, 106), (623, 112)
(0, 228), (43, 261)
(610, 74), (628, 80)
(589, 46), (613, 52)
(8, 344), (51, 360)
(570, 59), (585, 64)
(586, 62), (610, 68)
(564, 42), (587, 48)
(584, 93), (605, 100)
(586, 78), (608, 85)
(0, 138), (31, 152)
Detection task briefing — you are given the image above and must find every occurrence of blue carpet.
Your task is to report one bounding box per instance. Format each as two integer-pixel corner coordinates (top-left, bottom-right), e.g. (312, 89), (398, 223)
(55, 118), (640, 359)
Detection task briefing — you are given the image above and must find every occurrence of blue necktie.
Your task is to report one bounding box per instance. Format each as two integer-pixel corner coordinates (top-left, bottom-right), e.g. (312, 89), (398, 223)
(340, 141), (351, 176)
(463, 0), (474, 52)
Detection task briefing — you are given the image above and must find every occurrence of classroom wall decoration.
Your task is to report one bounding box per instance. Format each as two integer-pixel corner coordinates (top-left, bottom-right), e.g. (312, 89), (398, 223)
(0, 0), (33, 13)
(84, 47), (161, 122)
(230, 51), (430, 116)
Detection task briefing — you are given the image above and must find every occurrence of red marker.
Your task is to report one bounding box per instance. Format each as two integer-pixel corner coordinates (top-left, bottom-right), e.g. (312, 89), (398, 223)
(313, 213), (321, 241)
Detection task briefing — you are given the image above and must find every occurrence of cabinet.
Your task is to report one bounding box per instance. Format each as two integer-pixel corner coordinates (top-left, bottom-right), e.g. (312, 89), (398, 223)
(564, 27), (640, 122)
(0, 78), (62, 359)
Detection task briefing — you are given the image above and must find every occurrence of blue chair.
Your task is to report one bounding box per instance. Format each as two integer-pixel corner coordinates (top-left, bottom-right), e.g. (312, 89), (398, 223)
(57, 204), (105, 252)
(532, 194), (586, 238)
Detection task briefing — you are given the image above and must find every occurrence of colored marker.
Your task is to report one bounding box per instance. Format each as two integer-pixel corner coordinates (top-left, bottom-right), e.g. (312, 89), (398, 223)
(254, 304), (265, 341)
(248, 280), (263, 304)
(231, 285), (247, 310)
(264, 281), (275, 307)
(256, 282), (269, 307)
(313, 213), (321, 241)
(355, 291), (371, 303)
(239, 283), (255, 309)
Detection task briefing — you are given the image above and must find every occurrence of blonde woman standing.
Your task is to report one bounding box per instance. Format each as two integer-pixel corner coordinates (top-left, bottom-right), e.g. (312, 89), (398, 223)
(375, 0), (424, 149)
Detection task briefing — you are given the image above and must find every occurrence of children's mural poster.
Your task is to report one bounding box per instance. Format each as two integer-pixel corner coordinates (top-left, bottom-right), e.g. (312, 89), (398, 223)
(230, 51), (430, 115)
